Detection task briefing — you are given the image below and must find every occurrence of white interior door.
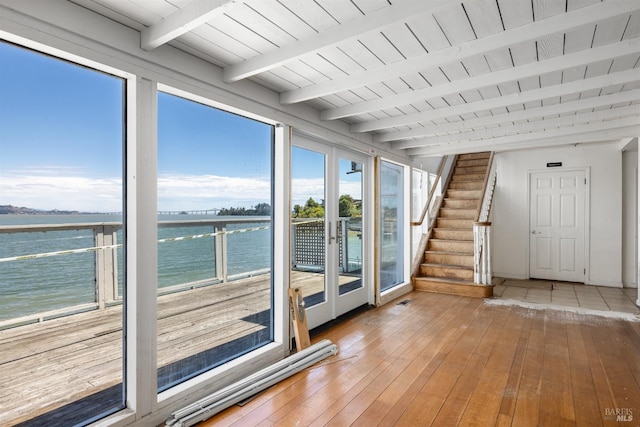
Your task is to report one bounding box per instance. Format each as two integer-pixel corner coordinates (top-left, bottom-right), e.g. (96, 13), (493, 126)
(529, 170), (586, 282)
(291, 140), (369, 330)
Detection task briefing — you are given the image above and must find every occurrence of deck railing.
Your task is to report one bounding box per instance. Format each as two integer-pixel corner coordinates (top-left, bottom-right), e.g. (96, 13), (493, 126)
(0, 218), (272, 329)
(0, 216), (365, 330)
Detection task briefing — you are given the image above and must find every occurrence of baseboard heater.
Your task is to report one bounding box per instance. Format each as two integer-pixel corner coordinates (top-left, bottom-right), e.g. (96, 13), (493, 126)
(166, 339), (338, 427)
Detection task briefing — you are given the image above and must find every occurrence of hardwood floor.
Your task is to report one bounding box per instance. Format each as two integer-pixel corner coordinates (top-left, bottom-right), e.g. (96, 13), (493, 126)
(201, 291), (640, 427)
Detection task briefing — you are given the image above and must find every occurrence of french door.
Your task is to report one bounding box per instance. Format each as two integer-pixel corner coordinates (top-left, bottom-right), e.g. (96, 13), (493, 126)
(529, 169), (587, 282)
(291, 139), (370, 330)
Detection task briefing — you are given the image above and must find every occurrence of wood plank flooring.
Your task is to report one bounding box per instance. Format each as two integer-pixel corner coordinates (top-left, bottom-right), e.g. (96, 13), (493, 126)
(201, 291), (640, 427)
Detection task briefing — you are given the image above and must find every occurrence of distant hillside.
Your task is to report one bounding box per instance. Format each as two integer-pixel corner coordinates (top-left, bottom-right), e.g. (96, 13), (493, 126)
(0, 205), (82, 215)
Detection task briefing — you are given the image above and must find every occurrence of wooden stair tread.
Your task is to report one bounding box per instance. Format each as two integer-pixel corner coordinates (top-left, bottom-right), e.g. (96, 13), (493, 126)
(414, 276), (475, 285)
(432, 230), (473, 233)
(425, 250), (473, 256)
(421, 262), (473, 270)
(413, 276), (493, 298)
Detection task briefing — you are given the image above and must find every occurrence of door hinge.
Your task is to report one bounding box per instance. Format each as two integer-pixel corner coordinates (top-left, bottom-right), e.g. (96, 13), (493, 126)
(584, 178), (587, 184)
(584, 268), (586, 274)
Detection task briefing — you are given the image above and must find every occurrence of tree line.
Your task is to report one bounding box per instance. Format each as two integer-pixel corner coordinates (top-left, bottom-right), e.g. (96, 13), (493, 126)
(217, 203), (271, 216)
(292, 195), (361, 218)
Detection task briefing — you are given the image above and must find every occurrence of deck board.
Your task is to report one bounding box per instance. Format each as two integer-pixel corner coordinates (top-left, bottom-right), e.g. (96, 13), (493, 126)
(0, 270), (330, 426)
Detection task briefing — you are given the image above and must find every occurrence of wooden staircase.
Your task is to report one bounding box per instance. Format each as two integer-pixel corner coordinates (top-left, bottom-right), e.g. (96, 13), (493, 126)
(413, 152), (494, 298)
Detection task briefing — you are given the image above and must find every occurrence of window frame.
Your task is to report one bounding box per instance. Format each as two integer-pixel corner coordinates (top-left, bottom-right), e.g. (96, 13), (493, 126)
(377, 158), (412, 305)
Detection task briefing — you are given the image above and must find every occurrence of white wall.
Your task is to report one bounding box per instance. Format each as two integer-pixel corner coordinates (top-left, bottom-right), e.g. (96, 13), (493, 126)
(622, 150), (638, 287)
(492, 143), (623, 287)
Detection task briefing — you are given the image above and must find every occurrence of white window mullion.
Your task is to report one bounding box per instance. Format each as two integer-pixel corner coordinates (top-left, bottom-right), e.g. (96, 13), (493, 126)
(273, 124), (291, 349)
(126, 76), (158, 418)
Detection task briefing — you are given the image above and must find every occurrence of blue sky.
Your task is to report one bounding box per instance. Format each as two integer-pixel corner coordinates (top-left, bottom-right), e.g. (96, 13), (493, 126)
(0, 41), (361, 213)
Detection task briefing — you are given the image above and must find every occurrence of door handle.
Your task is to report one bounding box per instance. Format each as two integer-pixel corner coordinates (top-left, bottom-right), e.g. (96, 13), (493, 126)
(328, 221), (335, 244)
(531, 230), (542, 234)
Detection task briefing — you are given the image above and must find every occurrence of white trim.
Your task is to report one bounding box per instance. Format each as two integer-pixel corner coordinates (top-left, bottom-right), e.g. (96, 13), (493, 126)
(376, 158), (412, 301)
(637, 147), (640, 305)
(274, 124), (292, 349)
(380, 282), (413, 306)
(126, 76), (159, 419)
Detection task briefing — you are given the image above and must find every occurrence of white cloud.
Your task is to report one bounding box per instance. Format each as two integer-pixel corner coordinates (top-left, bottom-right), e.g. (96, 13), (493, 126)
(157, 173), (271, 210)
(1, 170), (123, 212)
(1, 171), (363, 213)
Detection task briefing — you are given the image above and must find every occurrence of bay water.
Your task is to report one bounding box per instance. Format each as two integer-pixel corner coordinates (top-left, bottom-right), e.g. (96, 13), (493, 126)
(0, 214), (271, 321)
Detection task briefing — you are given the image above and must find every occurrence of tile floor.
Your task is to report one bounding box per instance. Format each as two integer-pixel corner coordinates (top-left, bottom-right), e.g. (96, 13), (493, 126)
(492, 278), (640, 316)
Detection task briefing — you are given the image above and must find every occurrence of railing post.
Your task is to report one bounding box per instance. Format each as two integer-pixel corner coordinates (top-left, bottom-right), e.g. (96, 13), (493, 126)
(215, 223), (228, 282)
(95, 226), (106, 309)
(473, 222), (492, 285)
(95, 224), (119, 309)
(290, 222), (297, 268)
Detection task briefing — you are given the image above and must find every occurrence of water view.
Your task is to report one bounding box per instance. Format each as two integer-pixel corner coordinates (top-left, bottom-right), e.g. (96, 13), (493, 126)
(0, 213), (271, 322)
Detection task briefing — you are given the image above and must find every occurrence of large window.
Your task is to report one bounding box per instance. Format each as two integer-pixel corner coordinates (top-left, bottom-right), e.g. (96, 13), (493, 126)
(0, 41), (125, 425)
(380, 160), (405, 292)
(156, 92), (274, 390)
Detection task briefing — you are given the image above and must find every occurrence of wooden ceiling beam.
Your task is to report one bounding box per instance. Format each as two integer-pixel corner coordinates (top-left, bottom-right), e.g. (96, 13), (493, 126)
(411, 126), (640, 157)
(350, 65), (640, 133)
(222, 0), (450, 83)
(281, 0), (640, 104)
(387, 89), (640, 147)
(402, 105), (640, 149)
(407, 117), (640, 156)
(335, 37), (640, 123)
(141, 0), (238, 50)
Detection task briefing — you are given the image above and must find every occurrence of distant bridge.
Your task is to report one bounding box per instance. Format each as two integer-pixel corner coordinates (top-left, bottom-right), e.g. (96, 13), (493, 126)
(158, 209), (221, 215)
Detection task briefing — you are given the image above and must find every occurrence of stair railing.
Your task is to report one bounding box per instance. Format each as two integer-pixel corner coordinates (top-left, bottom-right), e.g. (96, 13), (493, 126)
(473, 153), (497, 285)
(411, 156), (446, 228)
(410, 155), (457, 277)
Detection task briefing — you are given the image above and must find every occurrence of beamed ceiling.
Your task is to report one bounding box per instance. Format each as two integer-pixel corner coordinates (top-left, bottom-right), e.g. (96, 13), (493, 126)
(70, 0), (640, 159)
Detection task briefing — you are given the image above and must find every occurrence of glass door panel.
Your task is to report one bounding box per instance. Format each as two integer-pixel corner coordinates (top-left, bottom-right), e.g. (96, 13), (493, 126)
(337, 158), (363, 295)
(335, 153), (368, 317)
(380, 161), (404, 292)
(291, 146), (327, 311)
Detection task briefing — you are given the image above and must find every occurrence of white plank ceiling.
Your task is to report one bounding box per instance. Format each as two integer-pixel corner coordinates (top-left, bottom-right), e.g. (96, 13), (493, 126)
(70, 0), (640, 159)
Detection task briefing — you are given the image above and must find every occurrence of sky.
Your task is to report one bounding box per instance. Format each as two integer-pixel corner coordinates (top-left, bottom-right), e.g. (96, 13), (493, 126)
(0, 41), (361, 213)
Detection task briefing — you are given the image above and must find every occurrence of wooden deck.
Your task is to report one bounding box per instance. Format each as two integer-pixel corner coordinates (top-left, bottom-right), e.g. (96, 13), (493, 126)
(0, 270), (348, 426)
(201, 291), (640, 427)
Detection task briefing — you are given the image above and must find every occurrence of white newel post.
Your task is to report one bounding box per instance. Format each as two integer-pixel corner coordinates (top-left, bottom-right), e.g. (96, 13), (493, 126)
(473, 222), (492, 285)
